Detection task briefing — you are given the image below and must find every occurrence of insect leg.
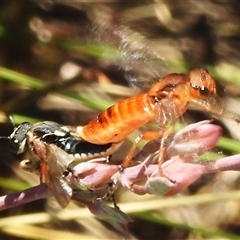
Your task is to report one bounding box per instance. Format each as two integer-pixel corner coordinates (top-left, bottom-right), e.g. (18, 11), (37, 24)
(157, 126), (175, 183)
(94, 182), (119, 209)
(121, 131), (161, 169)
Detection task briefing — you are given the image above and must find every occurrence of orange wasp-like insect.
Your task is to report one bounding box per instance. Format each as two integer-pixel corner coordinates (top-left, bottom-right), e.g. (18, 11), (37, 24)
(76, 68), (240, 169)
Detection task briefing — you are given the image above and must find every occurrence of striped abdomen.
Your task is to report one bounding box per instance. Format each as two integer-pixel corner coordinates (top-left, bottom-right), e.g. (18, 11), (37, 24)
(77, 93), (157, 144)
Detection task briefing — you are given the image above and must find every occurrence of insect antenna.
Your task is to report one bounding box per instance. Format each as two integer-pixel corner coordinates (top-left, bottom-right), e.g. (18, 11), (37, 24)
(8, 115), (16, 129)
(0, 135), (9, 140)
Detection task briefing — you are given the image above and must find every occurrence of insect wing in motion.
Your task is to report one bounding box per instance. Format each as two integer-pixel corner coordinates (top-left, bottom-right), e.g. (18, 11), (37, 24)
(32, 138), (74, 208)
(75, 68), (240, 171)
(77, 68), (240, 145)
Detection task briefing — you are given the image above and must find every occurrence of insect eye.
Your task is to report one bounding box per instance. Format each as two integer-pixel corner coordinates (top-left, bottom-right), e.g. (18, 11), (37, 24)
(199, 86), (209, 96)
(8, 138), (21, 153)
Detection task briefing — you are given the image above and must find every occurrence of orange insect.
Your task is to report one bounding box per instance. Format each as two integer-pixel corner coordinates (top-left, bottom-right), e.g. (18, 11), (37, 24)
(76, 68), (240, 168)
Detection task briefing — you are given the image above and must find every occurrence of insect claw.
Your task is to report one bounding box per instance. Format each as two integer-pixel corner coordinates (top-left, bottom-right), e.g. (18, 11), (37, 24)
(158, 166), (176, 184)
(119, 164), (125, 172)
(112, 193), (120, 210)
(94, 182), (118, 208)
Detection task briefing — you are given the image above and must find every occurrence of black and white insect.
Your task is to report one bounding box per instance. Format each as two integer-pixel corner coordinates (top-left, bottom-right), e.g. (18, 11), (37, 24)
(9, 121), (114, 163)
(7, 120), (115, 207)
(31, 121), (114, 166)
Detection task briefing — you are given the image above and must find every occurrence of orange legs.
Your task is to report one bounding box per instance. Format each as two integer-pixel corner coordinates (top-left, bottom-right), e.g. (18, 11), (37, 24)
(121, 126), (174, 179)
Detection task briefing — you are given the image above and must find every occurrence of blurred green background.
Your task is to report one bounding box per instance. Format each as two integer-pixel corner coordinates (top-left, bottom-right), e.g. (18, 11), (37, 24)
(0, 1), (240, 239)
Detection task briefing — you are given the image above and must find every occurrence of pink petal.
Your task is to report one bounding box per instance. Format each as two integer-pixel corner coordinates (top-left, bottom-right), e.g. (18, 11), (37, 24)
(168, 120), (222, 156)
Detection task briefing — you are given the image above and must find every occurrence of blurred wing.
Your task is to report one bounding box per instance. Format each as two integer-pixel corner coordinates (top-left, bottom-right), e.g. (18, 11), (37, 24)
(90, 14), (170, 90)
